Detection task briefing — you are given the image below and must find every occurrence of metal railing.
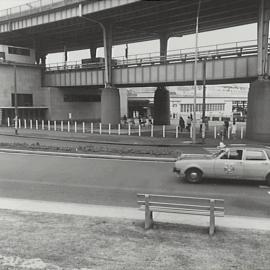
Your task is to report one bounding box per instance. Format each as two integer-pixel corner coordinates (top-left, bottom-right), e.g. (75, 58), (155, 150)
(0, 0), (82, 21)
(46, 39), (270, 72)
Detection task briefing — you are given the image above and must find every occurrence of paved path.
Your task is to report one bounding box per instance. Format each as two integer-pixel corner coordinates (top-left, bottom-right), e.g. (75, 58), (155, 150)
(0, 197), (270, 231)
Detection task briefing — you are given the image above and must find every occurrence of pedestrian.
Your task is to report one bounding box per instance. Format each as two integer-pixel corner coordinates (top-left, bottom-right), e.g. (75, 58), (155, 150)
(179, 116), (185, 132)
(231, 119), (237, 139)
(223, 119), (229, 137)
(186, 116), (191, 132)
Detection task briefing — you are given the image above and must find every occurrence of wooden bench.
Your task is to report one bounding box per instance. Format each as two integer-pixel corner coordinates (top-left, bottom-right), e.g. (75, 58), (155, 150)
(137, 193), (224, 235)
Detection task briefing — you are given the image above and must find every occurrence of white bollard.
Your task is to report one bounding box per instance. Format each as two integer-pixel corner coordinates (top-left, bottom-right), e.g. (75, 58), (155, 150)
(176, 125), (179, 138)
(90, 122), (93, 134)
(30, 120), (33, 129)
(74, 121), (77, 133)
(36, 120), (38, 130)
(109, 123), (111, 135)
(118, 124), (121, 135)
(138, 125), (141, 136)
(41, 120), (44, 130)
(54, 121), (56, 131)
(214, 126), (217, 139)
(82, 122), (85, 133)
(18, 119), (21, 129)
(15, 118), (18, 130)
(48, 120), (50, 131)
(24, 119), (27, 129)
(241, 126), (244, 139)
(61, 121), (64, 132)
(7, 117), (10, 127)
(99, 123), (102, 134)
(190, 124), (192, 138)
(151, 125), (154, 137)
(67, 121), (70, 132)
(128, 124), (131, 136)
(162, 125), (165, 138)
(228, 127), (231, 139)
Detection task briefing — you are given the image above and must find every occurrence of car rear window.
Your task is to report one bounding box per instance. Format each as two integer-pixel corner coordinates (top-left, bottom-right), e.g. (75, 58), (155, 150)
(245, 150), (266, 161)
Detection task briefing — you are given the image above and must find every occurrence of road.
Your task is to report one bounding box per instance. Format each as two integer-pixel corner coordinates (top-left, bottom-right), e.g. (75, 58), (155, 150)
(0, 151), (269, 218)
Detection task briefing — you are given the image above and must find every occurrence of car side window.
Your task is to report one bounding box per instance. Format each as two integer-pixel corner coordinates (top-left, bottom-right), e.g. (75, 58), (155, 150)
(245, 150), (266, 161)
(228, 149), (243, 160)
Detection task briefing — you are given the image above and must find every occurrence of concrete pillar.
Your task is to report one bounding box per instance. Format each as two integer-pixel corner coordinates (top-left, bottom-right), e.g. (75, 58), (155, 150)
(103, 23), (113, 87)
(90, 45), (97, 60)
(153, 85), (170, 125)
(101, 87), (120, 125)
(246, 0), (270, 141)
(160, 32), (169, 63)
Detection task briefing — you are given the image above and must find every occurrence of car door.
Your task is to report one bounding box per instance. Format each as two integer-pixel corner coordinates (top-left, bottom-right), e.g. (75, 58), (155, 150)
(243, 149), (270, 180)
(214, 149), (244, 179)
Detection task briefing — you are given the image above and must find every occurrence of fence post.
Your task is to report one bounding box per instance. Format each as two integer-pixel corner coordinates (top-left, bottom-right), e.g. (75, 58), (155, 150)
(7, 117), (10, 127)
(90, 122), (93, 134)
(214, 126), (217, 139)
(61, 121), (63, 132)
(118, 123), (121, 135)
(240, 126), (244, 139)
(82, 122), (85, 133)
(99, 123), (102, 134)
(138, 125), (141, 136)
(67, 121), (70, 132)
(41, 120), (44, 130)
(54, 121), (56, 131)
(176, 125), (179, 138)
(144, 194), (153, 229)
(108, 123), (111, 135)
(48, 120), (50, 131)
(162, 125), (165, 138)
(150, 124), (154, 137)
(128, 123), (131, 136)
(190, 123), (192, 138)
(36, 120), (38, 130)
(74, 121), (77, 133)
(30, 119), (33, 129)
(228, 127), (231, 139)
(18, 119), (21, 129)
(209, 199), (215, 236)
(24, 119), (27, 129)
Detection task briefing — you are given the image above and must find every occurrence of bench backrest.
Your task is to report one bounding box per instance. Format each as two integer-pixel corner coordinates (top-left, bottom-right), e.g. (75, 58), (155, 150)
(137, 193), (224, 216)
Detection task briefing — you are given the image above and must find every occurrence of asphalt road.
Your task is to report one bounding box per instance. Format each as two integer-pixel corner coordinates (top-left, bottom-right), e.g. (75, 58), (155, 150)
(0, 151), (269, 218)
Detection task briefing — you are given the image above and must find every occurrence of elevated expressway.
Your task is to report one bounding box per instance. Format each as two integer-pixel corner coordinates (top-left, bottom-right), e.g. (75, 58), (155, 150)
(0, 0), (269, 140)
(44, 41), (270, 87)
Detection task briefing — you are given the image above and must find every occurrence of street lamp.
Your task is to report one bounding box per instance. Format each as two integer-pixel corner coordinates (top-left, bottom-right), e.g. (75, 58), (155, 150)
(192, 0), (202, 144)
(13, 64), (18, 135)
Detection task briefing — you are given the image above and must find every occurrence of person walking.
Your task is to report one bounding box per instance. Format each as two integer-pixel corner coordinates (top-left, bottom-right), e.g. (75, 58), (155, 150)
(231, 119), (237, 139)
(179, 116), (185, 132)
(186, 116), (191, 132)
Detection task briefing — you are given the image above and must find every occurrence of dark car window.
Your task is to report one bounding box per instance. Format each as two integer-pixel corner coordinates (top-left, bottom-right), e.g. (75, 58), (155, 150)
(245, 150), (266, 161)
(220, 149), (242, 160)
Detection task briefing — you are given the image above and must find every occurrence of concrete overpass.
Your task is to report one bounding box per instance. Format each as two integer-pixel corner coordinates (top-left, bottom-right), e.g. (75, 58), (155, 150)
(0, 0), (269, 140)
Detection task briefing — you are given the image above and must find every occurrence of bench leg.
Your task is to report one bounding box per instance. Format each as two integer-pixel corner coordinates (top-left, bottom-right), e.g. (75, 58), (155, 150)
(209, 199), (215, 236)
(145, 208), (153, 229)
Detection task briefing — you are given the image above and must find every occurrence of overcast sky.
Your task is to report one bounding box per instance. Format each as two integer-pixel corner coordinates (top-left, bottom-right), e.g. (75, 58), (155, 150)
(0, 0), (260, 64)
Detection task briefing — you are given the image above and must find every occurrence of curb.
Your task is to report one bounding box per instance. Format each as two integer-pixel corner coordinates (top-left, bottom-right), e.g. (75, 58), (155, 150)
(0, 148), (176, 162)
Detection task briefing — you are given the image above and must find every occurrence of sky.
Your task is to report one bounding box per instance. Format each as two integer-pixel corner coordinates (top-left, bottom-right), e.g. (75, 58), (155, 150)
(0, 0), (260, 64)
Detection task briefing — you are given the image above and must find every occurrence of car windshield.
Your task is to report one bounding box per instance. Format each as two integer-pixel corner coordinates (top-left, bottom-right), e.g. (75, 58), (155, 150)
(212, 149), (226, 158)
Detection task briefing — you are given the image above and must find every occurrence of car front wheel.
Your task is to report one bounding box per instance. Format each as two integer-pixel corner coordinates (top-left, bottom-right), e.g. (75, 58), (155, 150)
(185, 168), (202, 184)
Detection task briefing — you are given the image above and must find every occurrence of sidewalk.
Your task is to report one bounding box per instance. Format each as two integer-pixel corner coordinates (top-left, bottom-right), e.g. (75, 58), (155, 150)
(0, 197), (270, 231)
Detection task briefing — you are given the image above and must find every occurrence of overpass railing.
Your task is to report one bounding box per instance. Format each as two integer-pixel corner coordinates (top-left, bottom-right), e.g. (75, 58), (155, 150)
(0, 0), (82, 21)
(46, 39), (270, 72)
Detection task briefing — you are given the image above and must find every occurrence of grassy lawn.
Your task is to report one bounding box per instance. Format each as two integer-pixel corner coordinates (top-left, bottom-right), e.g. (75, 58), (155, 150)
(0, 209), (269, 270)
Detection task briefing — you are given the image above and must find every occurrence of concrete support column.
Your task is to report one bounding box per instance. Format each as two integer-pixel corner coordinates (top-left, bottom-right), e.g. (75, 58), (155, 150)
(246, 0), (270, 141)
(103, 23), (113, 87)
(101, 87), (120, 125)
(153, 85), (170, 125)
(90, 45), (97, 60)
(159, 32), (169, 64)
(257, 0), (270, 78)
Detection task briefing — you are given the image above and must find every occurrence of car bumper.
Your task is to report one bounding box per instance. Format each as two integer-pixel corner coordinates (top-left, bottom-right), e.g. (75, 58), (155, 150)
(173, 167), (181, 175)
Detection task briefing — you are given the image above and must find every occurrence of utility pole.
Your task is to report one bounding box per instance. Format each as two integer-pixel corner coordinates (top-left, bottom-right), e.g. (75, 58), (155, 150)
(14, 64), (18, 135)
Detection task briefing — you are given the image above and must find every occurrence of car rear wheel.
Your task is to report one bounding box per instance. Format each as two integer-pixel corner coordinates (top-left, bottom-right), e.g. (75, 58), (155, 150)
(266, 174), (270, 186)
(185, 168), (202, 184)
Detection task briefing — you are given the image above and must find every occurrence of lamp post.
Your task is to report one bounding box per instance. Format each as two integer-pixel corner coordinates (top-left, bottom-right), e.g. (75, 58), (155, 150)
(14, 64), (18, 135)
(192, 0), (202, 144)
